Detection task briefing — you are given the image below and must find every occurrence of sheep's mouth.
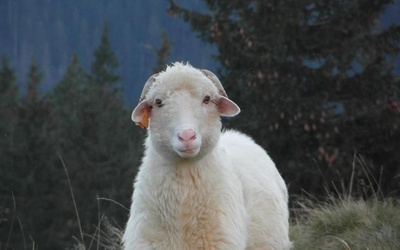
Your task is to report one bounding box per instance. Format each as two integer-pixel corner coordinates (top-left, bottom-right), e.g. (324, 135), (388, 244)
(176, 148), (200, 158)
(181, 149), (195, 153)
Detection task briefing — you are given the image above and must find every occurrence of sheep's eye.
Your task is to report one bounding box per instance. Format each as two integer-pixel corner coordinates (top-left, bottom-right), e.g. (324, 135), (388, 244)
(203, 95), (211, 104)
(155, 99), (164, 108)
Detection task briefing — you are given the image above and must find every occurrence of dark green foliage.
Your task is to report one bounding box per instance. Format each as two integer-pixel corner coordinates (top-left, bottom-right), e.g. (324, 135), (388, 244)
(90, 23), (122, 88)
(0, 57), (19, 173)
(0, 58), (21, 248)
(168, 0), (400, 197)
(0, 29), (143, 249)
(47, 28), (142, 248)
(0, 58), (55, 249)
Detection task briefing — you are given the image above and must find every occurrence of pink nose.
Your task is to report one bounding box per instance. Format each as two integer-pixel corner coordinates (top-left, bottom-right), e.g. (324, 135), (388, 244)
(178, 129), (196, 142)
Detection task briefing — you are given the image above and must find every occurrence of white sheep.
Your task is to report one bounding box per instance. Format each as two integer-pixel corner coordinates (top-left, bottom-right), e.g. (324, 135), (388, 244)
(123, 62), (291, 250)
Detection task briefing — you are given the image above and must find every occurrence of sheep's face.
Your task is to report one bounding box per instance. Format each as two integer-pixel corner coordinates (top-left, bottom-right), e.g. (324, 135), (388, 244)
(132, 63), (240, 161)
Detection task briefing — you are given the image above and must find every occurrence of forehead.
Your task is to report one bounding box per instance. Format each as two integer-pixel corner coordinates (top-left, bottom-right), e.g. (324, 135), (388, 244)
(147, 65), (218, 99)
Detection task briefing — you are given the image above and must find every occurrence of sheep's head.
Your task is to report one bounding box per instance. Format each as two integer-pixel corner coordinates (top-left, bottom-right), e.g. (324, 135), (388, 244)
(131, 63), (240, 160)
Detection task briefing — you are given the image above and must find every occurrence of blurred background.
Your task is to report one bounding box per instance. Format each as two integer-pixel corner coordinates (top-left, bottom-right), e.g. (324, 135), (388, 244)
(1, 0), (399, 249)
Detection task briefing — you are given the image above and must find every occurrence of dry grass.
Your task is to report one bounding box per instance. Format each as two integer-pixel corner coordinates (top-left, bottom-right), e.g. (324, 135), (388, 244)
(290, 154), (400, 250)
(291, 197), (400, 250)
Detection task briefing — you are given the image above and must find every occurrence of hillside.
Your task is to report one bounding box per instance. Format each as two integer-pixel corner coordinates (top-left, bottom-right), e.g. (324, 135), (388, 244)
(0, 0), (217, 105)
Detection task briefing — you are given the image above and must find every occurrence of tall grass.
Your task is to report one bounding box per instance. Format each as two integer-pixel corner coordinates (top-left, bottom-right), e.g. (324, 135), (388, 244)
(291, 198), (400, 250)
(67, 215), (123, 250)
(290, 154), (400, 250)
(60, 154), (124, 250)
(1, 193), (31, 250)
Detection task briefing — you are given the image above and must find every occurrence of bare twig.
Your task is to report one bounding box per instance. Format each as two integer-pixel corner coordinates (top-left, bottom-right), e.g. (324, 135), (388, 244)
(97, 195), (101, 250)
(17, 217), (26, 249)
(322, 235), (351, 250)
(29, 235), (35, 250)
(5, 192), (16, 249)
(87, 213), (106, 250)
(96, 197), (129, 212)
(348, 151), (357, 198)
(357, 155), (383, 198)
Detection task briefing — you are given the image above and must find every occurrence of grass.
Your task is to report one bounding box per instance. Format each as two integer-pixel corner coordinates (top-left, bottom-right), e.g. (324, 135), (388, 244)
(67, 215), (123, 250)
(60, 154), (124, 250)
(290, 154), (400, 250)
(2, 154), (399, 249)
(291, 197), (400, 250)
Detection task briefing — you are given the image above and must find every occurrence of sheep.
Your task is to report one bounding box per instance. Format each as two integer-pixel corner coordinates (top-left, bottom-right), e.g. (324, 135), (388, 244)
(123, 62), (291, 250)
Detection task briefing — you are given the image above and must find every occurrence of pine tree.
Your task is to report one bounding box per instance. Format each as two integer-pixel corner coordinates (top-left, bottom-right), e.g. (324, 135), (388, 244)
(22, 58), (48, 170)
(47, 33), (142, 248)
(6, 58), (57, 249)
(0, 57), (20, 215)
(0, 57), (18, 102)
(46, 55), (93, 248)
(90, 22), (121, 87)
(0, 57), (19, 161)
(52, 54), (89, 147)
(153, 32), (173, 73)
(168, 0), (400, 196)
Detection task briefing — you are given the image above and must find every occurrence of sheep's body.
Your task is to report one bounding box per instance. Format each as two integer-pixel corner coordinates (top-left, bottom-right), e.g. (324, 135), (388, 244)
(123, 63), (291, 249)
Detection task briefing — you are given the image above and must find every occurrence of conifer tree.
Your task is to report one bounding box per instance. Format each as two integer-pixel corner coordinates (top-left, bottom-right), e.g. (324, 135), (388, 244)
(22, 58), (48, 167)
(52, 54), (89, 149)
(47, 30), (142, 248)
(168, 0), (400, 196)
(153, 32), (172, 73)
(90, 22), (121, 87)
(0, 57), (18, 105)
(0, 57), (21, 224)
(0, 57), (19, 163)
(9, 58), (57, 248)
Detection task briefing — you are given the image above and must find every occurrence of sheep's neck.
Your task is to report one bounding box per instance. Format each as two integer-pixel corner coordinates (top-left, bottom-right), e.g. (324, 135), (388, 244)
(151, 153), (226, 247)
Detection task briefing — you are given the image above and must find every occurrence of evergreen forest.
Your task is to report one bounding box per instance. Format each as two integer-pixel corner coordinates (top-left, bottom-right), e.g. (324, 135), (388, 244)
(1, 25), (145, 249)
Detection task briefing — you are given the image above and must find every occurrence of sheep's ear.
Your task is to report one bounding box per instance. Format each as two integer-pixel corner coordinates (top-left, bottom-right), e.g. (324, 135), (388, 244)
(131, 100), (152, 128)
(216, 95), (241, 117)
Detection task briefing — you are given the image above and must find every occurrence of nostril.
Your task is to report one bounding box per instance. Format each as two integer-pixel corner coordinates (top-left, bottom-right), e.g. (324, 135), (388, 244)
(178, 129), (196, 142)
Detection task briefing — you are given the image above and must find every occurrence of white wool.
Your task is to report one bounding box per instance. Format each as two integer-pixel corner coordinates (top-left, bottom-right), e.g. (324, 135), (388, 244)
(123, 63), (291, 249)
